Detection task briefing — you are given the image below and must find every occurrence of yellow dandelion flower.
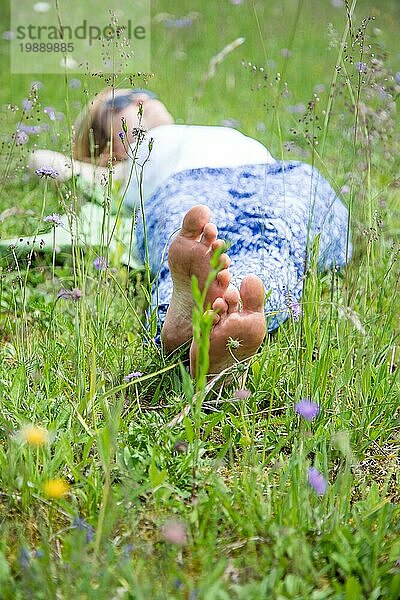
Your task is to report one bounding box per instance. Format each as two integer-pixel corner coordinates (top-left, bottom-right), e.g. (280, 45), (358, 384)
(20, 425), (49, 447)
(42, 478), (70, 499)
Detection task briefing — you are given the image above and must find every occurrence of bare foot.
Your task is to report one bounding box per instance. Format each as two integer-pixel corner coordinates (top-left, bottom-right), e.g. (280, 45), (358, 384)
(162, 205), (231, 353)
(190, 275), (266, 377)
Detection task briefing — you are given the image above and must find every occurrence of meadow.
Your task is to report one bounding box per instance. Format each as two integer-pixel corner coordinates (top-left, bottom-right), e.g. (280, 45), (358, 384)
(0, 0), (399, 597)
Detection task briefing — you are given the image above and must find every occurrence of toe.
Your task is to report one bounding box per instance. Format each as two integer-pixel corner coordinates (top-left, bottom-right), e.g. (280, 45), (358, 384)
(212, 297), (228, 315)
(240, 275), (265, 313)
(200, 223), (218, 246)
(224, 284), (240, 313)
(217, 252), (231, 269)
(216, 268), (231, 290)
(181, 204), (211, 239)
(211, 239), (226, 252)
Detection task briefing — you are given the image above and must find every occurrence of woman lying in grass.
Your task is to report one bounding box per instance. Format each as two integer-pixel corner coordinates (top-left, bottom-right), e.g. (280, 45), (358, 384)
(31, 87), (352, 376)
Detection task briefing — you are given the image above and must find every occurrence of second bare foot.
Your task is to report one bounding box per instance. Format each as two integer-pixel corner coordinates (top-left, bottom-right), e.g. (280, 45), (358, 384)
(190, 275), (266, 377)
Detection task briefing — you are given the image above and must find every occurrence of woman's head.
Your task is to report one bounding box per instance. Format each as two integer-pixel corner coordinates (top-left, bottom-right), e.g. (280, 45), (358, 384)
(73, 87), (174, 164)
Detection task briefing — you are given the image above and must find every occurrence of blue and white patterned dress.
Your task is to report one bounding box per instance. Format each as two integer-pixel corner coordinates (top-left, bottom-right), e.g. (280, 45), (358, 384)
(134, 159), (351, 332)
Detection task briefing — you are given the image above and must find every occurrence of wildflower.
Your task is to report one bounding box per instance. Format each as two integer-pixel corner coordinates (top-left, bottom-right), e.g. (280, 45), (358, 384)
(287, 103), (305, 114)
(281, 48), (292, 58)
(221, 118), (241, 128)
(18, 548), (31, 569)
(44, 213), (63, 226)
(2, 31), (15, 41)
(308, 467), (328, 495)
(19, 123), (49, 135)
(123, 371), (143, 382)
(118, 131), (124, 140)
(42, 478), (70, 498)
(71, 288), (83, 301)
(290, 300), (302, 321)
(57, 288), (82, 301)
(43, 106), (56, 121)
(232, 388), (251, 400)
(93, 256), (107, 271)
(72, 516), (95, 543)
(161, 520), (188, 545)
(20, 424), (49, 447)
(341, 184), (350, 195)
(69, 78), (81, 89)
(16, 130), (29, 145)
(35, 167), (59, 178)
(356, 61), (367, 74)
(295, 398), (320, 421)
(22, 98), (33, 111)
(164, 16), (195, 29)
(395, 72), (400, 85)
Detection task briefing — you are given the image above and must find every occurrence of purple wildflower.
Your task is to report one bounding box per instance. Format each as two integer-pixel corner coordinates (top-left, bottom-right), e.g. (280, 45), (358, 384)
(118, 131), (124, 140)
(2, 30), (15, 40)
(287, 103), (305, 114)
(281, 48), (292, 58)
(69, 78), (81, 89)
(72, 516), (94, 543)
(340, 184), (350, 195)
(164, 16), (194, 29)
(19, 123), (49, 135)
(221, 118), (241, 128)
(57, 288), (82, 301)
(71, 288), (83, 301)
(295, 398), (320, 421)
(22, 98), (33, 111)
(44, 213), (63, 226)
(232, 388), (251, 400)
(290, 300), (302, 321)
(308, 467), (328, 495)
(395, 72), (400, 85)
(43, 106), (56, 121)
(16, 130), (29, 145)
(35, 167), (59, 178)
(356, 61), (367, 74)
(123, 371), (143, 382)
(30, 80), (43, 91)
(93, 256), (107, 271)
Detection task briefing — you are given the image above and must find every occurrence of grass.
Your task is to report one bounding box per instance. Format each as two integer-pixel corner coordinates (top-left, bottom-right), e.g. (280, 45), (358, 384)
(0, 0), (399, 597)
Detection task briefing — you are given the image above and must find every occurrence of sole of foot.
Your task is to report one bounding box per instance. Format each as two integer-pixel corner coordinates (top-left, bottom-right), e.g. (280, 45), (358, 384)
(162, 204), (231, 353)
(190, 274), (266, 377)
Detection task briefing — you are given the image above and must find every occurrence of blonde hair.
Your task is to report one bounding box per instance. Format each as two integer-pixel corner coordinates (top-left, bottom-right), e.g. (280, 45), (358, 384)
(73, 88), (116, 164)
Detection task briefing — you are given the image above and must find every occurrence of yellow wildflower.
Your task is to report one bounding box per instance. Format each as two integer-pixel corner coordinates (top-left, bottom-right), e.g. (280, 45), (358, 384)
(42, 478), (70, 499)
(20, 425), (49, 447)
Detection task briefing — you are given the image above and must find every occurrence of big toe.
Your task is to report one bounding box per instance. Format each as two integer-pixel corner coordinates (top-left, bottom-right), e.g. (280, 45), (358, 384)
(181, 204), (211, 239)
(240, 275), (265, 313)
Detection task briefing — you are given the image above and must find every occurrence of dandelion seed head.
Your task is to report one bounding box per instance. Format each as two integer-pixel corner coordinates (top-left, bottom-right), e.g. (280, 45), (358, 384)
(20, 424), (49, 447)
